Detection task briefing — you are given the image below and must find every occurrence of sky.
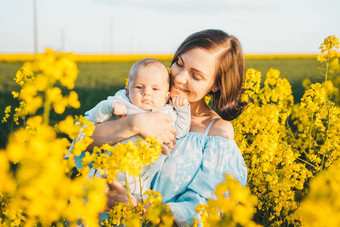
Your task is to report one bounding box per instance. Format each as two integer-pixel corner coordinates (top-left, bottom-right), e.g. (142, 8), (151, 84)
(0, 0), (340, 54)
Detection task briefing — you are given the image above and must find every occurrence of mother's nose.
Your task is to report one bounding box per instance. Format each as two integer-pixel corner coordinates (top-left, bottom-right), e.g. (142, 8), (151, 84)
(173, 69), (188, 84)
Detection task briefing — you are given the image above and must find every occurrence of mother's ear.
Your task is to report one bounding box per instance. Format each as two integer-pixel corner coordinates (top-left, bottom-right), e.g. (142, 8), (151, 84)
(211, 85), (220, 93)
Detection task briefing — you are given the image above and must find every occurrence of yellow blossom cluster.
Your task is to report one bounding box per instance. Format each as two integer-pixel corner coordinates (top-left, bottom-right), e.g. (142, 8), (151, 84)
(204, 95), (212, 105)
(297, 158), (340, 227)
(56, 115), (95, 171)
(234, 67), (311, 226)
(2, 48), (80, 126)
(0, 49), (108, 226)
(80, 137), (161, 184)
(102, 190), (173, 227)
(317, 35), (340, 75)
(317, 35), (340, 97)
(292, 82), (340, 172)
(1, 67), (34, 125)
(289, 35), (340, 175)
(1, 119), (107, 226)
(1, 106), (11, 124)
(231, 35), (340, 226)
(241, 68), (261, 103)
(1, 117), (107, 226)
(143, 190), (174, 227)
(193, 175), (260, 227)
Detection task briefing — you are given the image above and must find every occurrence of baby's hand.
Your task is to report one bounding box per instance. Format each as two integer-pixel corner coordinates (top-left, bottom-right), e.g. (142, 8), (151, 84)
(172, 96), (189, 107)
(113, 102), (127, 117)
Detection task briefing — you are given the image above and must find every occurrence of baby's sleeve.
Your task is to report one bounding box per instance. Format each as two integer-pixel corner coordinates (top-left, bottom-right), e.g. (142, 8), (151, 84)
(84, 99), (115, 123)
(173, 105), (191, 138)
(167, 138), (247, 226)
(85, 89), (128, 123)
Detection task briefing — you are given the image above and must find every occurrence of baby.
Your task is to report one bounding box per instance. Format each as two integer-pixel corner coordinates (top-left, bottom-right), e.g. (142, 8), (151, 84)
(84, 58), (191, 198)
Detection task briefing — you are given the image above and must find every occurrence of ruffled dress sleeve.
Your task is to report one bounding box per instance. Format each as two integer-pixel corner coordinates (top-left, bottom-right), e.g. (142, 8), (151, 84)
(159, 135), (247, 227)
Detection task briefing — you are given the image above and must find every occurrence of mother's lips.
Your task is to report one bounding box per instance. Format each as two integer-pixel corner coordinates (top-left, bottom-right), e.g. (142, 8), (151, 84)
(173, 86), (189, 93)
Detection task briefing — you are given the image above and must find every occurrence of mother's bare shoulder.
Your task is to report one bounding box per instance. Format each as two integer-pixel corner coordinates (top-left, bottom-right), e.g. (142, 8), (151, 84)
(208, 118), (234, 140)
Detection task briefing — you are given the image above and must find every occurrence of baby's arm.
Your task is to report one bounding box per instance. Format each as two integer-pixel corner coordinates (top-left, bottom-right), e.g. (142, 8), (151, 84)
(172, 96), (191, 138)
(85, 99), (115, 123)
(113, 102), (127, 117)
(85, 100), (127, 123)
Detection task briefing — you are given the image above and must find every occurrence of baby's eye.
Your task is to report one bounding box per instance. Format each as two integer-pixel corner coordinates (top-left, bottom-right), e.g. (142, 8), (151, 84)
(153, 88), (160, 91)
(136, 85), (143, 89)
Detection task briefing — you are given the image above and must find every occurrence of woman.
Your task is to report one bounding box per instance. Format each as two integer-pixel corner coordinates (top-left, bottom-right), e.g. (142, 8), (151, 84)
(91, 29), (247, 226)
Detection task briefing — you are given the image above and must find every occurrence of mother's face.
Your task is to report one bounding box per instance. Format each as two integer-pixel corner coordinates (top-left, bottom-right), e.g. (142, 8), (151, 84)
(170, 47), (220, 103)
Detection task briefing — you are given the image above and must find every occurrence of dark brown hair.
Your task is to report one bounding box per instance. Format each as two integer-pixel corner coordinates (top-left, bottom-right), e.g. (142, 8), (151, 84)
(171, 29), (246, 120)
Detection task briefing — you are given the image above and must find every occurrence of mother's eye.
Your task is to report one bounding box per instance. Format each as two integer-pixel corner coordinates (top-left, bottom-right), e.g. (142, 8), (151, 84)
(191, 73), (200, 81)
(175, 58), (184, 67)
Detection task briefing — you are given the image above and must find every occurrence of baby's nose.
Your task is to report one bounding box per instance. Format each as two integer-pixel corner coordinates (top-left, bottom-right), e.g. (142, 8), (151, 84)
(143, 88), (152, 96)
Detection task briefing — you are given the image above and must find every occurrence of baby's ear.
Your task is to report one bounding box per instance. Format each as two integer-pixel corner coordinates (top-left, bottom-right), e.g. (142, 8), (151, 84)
(166, 91), (170, 101)
(125, 87), (129, 97)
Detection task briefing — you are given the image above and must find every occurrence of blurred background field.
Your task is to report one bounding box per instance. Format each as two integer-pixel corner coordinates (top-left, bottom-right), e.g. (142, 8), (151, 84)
(0, 56), (323, 148)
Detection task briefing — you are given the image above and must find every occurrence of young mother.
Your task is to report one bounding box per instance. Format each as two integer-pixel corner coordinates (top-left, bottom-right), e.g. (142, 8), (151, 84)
(90, 29), (247, 226)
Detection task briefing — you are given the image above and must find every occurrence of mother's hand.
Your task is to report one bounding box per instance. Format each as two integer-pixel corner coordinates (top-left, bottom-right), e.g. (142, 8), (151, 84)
(132, 112), (177, 155)
(105, 179), (138, 212)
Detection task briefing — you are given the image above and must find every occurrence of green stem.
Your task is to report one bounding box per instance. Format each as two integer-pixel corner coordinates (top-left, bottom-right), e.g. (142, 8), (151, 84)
(320, 52), (331, 170)
(285, 120), (306, 155)
(245, 151), (256, 185)
(247, 167), (254, 185)
(308, 111), (314, 155)
(43, 96), (51, 125)
(324, 57), (330, 102)
(124, 172), (133, 207)
(297, 157), (318, 169)
(10, 117), (14, 134)
(139, 174), (144, 205)
(325, 57), (329, 83)
(139, 174), (145, 222)
(321, 109), (331, 170)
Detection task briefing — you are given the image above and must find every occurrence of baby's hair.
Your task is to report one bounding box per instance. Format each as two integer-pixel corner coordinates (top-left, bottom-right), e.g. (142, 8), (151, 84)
(128, 58), (169, 85)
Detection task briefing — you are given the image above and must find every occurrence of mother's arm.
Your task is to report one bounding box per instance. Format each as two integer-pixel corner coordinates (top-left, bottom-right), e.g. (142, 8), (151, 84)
(87, 111), (177, 153)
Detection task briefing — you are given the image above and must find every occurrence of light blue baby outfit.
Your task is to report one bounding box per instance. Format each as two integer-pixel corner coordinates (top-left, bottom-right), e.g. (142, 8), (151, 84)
(149, 118), (247, 227)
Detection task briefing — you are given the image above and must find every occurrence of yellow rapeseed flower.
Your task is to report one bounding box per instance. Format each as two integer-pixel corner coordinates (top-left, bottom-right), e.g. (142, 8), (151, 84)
(298, 159), (340, 226)
(1, 105), (11, 123)
(194, 175), (259, 227)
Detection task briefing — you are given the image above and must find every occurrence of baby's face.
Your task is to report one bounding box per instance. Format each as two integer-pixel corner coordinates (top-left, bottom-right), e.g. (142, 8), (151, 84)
(127, 64), (170, 111)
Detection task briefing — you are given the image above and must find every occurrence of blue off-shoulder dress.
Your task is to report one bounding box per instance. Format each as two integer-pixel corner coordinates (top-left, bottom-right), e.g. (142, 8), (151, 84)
(149, 118), (247, 227)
